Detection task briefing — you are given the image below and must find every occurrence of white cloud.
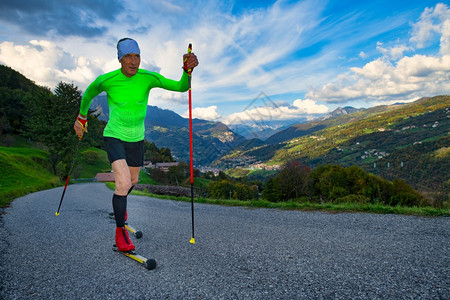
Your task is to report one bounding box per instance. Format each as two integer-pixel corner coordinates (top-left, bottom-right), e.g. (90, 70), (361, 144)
(292, 99), (329, 114)
(0, 40), (101, 89)
(222, 99), (328, 125)
(440, 18), (450, 55)
(359, 51), (368, 59)
(178, 0), (325, 98)
(307, 3), (450, 104)
(308, 54), (450, 102)
(182, 105), (221, 121)
(150, 88), (187, 107)
(376, 42), (413, 61)
(410, 3), (450, 54)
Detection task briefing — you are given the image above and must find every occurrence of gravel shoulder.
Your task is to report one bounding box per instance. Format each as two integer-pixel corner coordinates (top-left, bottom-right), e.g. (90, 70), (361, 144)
(0, 183), (449, 299)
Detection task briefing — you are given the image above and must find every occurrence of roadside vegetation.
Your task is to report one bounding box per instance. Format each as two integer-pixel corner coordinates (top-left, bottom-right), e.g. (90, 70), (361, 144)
(2, 135), (448, 217)
(108, 183), (449, 217)
(110, 159), (449, 217)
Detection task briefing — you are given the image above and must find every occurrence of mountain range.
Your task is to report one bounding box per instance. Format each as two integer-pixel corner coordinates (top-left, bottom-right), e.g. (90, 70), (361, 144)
(226, 106), (361, 141)
(227, 120), (301, 141)
(91, 95), (246, 164)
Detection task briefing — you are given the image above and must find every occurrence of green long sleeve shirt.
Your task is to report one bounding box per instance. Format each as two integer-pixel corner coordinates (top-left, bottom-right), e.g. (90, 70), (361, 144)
(80, 69), (189, 142)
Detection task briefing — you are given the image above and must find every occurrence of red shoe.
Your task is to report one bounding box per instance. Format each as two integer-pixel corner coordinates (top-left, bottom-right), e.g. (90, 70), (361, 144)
(115, 227), (135, 252)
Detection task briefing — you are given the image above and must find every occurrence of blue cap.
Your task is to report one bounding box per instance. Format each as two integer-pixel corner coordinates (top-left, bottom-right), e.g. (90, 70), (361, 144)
(117, 38), (140, 61)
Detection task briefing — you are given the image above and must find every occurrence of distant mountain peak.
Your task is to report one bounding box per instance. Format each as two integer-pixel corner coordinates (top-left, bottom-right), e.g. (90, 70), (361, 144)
(322, 106), (363, 120)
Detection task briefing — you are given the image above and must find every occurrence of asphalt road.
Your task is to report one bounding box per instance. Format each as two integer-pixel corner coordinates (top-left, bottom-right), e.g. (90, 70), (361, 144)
(0, 183), (448, 299)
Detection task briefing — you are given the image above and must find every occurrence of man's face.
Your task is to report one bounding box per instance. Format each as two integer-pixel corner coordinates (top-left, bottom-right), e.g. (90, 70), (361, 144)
(120, 53), (140, 77)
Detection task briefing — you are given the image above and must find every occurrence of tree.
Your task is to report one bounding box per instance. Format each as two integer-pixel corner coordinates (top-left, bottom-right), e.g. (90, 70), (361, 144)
(217, 171), (228, 180)
(307, 164), (427, 207)
(207, 179), (258, 200)
(148, 168), (168, 185)
(144, 140), (174, 163)
(23, 82), (82, 178)
(203, 171), (215, 179)
(262, 177), (282, 202)
(233, 182), (259, 200)
(167, 162), (189, 186)
(0, 87), (28, 135)
(390, 178), (425, 206)
(207, 180), (234, 199)
(277, 160), (311, 200)
(308, 164), (350, 202)
(160, 147), (174, 162)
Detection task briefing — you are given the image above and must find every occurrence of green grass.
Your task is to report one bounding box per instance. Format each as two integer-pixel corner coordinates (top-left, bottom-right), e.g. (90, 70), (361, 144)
(138, 170), (158, 185)
(246, 168), (278, 179)
(77, 147), (111, 178)
(193, 177), (212, 189)
(0, 146), (61, 207)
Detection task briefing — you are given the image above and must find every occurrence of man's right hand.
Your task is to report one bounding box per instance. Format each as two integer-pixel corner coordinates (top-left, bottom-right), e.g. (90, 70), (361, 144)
(183, 52), (198, 73)
(74, 114), (88, 139)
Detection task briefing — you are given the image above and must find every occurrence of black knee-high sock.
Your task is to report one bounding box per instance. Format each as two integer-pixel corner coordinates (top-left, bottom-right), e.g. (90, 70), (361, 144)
(112, 194), (127, 227)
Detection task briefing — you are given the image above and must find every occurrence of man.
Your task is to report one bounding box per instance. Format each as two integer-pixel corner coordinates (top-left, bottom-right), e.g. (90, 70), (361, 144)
(74, 38), (198, 252)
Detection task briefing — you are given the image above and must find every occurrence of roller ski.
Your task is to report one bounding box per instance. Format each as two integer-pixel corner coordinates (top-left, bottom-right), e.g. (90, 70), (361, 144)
(113, 227), (157, 270)
(112, 245), (157, 270)
(109, 212), (143, 239)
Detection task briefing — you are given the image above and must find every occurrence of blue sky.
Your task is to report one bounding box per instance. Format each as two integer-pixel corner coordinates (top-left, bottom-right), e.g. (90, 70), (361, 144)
(0, 0), (448, 125)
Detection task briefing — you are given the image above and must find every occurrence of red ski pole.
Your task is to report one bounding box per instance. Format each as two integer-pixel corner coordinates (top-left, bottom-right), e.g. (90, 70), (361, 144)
(186, 43), (195, 244)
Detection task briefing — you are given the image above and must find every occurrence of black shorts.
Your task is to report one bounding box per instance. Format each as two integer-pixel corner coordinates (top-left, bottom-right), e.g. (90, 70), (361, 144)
(104, 137), (144, 167)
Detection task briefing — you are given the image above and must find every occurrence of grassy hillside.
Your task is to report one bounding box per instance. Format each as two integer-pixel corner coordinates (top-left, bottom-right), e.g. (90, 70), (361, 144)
(0, 146), (61, 206)
(0, 142), (112, 207)
(215, 96), (449, 198)
(274, 96), (448, 163)
(265, 102), (401, 144)
(77, 147), (111, 178)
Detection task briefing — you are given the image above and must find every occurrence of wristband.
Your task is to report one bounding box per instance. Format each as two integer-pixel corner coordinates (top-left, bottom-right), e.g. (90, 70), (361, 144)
(183, 64), (191, 73)
(77, 116), (87, 130)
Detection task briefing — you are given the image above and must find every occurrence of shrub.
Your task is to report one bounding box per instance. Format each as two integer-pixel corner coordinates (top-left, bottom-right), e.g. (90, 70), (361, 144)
(307, 164), (427, 207)
(207, 180), (234, 199)
(207, 179), (258, 200)
(82, 149), (99, 164)
(335, 194), (370, 204)
(262, 177), (282, 202)
(390, 178), (426, 206)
